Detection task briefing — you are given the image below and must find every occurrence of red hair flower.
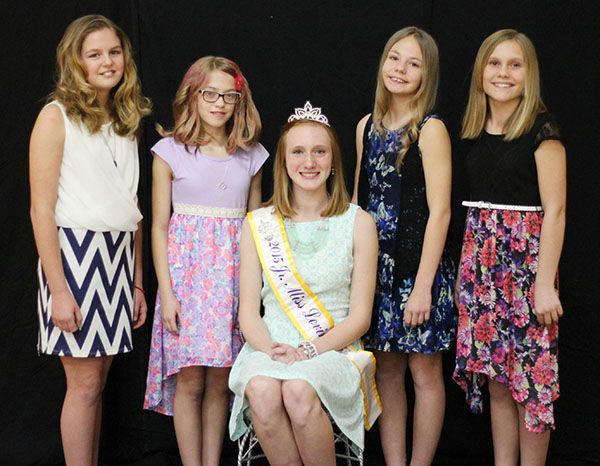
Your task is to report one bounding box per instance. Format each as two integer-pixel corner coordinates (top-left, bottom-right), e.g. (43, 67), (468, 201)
(234, 73), (244, 91)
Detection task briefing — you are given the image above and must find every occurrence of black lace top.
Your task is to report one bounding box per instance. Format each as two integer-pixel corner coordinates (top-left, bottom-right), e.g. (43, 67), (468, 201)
(465, 112), (562, 206)
(357, 115), (438, 280)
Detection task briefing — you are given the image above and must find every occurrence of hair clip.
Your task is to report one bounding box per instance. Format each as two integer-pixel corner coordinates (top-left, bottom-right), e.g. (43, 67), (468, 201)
(287, 101), (330, 126)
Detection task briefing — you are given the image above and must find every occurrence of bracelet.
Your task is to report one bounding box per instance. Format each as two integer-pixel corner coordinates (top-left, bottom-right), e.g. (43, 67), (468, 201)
(135, 285), (145, 294)
(299, 341), (318, 360)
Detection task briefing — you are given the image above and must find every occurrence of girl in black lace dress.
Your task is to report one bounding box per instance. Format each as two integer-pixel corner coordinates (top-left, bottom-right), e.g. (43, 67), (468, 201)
(453, 29), (565, 466)
(352, 27), (455, 465)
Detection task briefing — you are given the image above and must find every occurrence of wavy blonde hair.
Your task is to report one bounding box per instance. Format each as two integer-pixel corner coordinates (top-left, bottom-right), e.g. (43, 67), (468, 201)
(50, 14), (151, 137)
(267, 120), (349, 218)
(373, 26), (439, 170)
(158, 56), (262, 154)
(461, 29), (546, 140)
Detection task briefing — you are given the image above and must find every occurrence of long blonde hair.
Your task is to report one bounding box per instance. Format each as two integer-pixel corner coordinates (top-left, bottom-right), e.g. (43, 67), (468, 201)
(159, 56), (262, 154)
(373, 26), (439, 170)
(51, 14), (151, 137)
(267, 120), (349, 218)
(461, 29), (546, 140)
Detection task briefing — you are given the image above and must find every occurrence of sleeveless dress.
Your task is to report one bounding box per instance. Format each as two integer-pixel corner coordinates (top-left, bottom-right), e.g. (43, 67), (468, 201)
(144, 137), (269, 415)
(37, 101), (141, 358)
(358, 116), (456, 353)
(228, 204), (366, 449)
(453, 113), (562, 434)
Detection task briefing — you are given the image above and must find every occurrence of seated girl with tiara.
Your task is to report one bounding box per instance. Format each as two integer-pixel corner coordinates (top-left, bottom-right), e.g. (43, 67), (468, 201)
(228, 102), (381, 465)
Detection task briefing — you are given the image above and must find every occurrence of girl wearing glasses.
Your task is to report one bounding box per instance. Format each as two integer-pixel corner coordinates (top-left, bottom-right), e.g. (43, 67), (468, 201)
(144, 56), (268, 465)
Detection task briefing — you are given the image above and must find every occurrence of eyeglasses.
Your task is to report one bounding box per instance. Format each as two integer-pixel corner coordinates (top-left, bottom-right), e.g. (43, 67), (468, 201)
(199, 89), (241, 104)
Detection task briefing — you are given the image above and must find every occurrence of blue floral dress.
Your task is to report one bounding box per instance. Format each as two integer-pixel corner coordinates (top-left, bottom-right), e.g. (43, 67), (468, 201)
(359, 116), (456, 353)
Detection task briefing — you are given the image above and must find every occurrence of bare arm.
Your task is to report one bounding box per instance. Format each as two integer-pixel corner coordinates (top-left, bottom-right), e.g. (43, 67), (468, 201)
(30, 104), (83, 333)
(311, 209), (378, 354)
(404, 118), (452, 327)
(151, 154), (181, 335)
(238, 218), (274, 353)
(132, 211), (147, 328)
(533, 139), (566, 325)
(351, 114), (371, 204)
(247, 168), (263, 211)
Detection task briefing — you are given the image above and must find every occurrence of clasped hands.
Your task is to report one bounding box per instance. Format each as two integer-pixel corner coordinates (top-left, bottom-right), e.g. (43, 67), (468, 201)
(270, 342), (308, 365)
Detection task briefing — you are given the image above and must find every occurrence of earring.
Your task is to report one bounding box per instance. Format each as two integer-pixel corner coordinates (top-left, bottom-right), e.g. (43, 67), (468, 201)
(331, 167), (335, 176)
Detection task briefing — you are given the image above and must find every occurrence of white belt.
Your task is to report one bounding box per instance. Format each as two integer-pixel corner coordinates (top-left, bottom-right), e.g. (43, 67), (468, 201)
(173, 203), (246, 218)
(462, 201), (543, 212)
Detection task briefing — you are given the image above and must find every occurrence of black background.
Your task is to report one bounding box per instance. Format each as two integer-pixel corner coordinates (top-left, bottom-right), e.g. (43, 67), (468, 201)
(1, 1), (599, 465)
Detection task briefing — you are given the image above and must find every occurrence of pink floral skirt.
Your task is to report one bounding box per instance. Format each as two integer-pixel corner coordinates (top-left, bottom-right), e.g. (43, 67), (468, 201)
(144, 213), (243, 415)
(453, 207), (559, 433)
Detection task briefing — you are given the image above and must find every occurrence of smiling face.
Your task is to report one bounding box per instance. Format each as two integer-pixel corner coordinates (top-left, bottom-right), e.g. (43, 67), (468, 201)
(284, 123), (333, 195)
(196, 70), (236, 134)
(81, 27), (124, 98)
(381, 35), (423, 97)
(482, 39), (526, 107)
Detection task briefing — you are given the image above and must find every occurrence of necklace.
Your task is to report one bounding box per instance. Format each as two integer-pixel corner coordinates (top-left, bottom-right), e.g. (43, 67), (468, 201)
(203, 154), (231, 190)
(284, 217), (329, 256)
(100, 124), (118, 167)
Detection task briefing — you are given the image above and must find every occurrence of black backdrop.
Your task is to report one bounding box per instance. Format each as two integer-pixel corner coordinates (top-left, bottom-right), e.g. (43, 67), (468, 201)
(2, 1), (599, 465)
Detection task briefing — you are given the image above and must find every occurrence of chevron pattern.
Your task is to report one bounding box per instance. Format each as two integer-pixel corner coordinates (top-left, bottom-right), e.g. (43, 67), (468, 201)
(37, 228), (135, 357)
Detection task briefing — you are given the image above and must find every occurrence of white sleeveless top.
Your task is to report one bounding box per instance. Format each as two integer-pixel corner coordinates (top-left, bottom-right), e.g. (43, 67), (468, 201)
(50, 101), (142, 232)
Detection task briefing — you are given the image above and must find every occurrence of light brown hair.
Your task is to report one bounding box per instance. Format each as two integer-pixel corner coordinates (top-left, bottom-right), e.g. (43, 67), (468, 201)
(461, 29), (546, 140)
(159, 56), (261, 153)
(373, 26), (439, 170)
(267, 120), (349, 218)
(51, 14), (151, 136)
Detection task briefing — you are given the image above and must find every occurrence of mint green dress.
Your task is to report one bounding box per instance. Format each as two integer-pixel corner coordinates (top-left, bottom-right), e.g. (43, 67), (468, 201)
(228, 203), (366, 448)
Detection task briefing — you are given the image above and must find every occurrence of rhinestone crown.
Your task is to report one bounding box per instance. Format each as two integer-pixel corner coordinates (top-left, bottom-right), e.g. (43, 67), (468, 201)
(287, 101), (330, 126)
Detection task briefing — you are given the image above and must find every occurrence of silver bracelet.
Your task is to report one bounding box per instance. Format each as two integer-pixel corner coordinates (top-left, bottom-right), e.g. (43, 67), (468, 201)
(299, 341), (318, 359)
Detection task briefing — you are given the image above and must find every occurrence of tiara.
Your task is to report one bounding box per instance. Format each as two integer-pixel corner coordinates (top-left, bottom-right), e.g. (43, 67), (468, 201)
(287, 101), (330, 126)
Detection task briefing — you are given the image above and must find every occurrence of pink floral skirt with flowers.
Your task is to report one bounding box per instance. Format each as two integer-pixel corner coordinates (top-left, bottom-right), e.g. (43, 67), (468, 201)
(144, 213), (243, 415)
(453, 207), (559, 434)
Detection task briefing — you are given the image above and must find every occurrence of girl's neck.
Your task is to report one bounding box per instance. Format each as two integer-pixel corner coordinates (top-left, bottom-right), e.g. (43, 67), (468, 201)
(486, 99), (519, 134)
(383, 95), (413, 130)
(290, 187), (330, 222)
(199, 134), (230, 158)
(96, 92), (111, 124)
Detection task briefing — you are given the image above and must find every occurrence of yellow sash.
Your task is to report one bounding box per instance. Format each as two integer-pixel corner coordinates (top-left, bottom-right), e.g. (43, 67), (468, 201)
(248, 207), (381, 429)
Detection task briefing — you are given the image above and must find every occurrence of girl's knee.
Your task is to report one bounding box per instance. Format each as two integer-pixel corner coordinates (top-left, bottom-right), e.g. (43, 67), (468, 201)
(176, 367), (206, 399)
(281, 379), (321, 426)
(409, 353), (443, 389)
(246, 376), (283, 420)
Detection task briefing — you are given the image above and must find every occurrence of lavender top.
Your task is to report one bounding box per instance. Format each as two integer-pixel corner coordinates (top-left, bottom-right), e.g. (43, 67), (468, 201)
(152, 137), (269, 208)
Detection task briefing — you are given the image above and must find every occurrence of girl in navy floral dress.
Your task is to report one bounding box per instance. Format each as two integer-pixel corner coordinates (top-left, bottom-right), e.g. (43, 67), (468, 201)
(353, 27), (455, 465)
(453, 30), (565, 466)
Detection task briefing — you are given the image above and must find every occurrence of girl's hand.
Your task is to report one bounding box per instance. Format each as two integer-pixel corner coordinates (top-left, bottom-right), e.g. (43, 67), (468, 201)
(161, 294), (181, 335)
(270, 342), (305, 365)
(404, 288), (432, 327)
(52, 290), (82, 333)
(534, 285), (563, 326)
(453, 279), (460, 309)
(133, 287), (147, 329)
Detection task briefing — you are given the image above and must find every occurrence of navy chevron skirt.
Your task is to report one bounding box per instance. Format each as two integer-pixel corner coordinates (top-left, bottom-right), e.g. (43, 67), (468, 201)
(37, 227), (135, 357)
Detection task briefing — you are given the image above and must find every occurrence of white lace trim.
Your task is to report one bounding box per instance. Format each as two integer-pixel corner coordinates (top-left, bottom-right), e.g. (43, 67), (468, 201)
(173, 203), (246, 218)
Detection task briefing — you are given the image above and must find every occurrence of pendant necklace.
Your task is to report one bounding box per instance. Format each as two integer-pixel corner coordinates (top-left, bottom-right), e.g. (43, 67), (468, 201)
(284, 217), (330, 256)
(203, 154), (231, 190)
(100, 124), (118, 167)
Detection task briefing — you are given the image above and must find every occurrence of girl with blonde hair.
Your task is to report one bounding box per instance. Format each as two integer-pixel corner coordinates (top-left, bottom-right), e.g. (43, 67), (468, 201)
(353, 26), (455, 465)
(143, 56), (268, 466)
(30, 14), (151, 465)
(454, 29), (565, 466)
